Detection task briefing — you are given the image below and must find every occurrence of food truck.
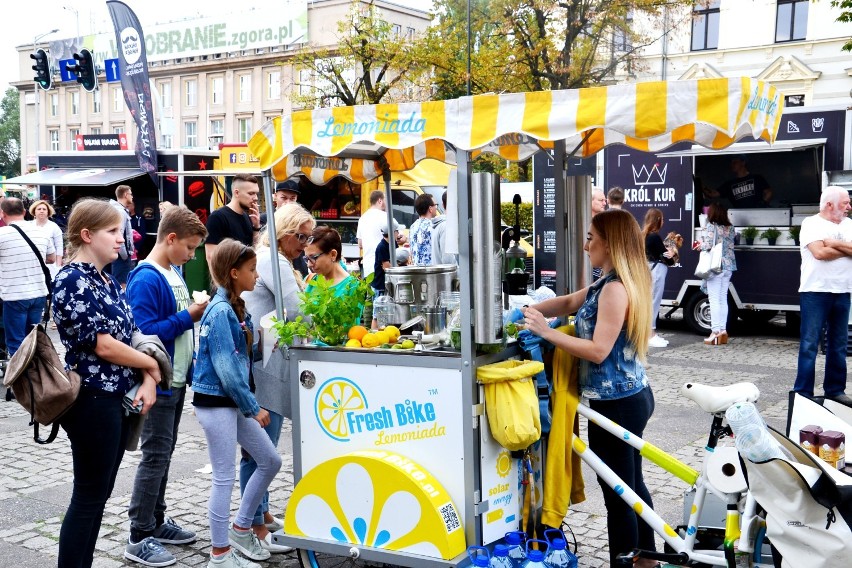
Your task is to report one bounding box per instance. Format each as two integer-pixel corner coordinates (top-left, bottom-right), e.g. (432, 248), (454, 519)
(246, 77), (781, 567)
(602, 105), (852, 334)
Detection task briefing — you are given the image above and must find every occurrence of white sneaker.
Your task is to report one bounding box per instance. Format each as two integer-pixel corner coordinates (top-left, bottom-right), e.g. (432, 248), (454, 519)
(260, 532), (294, 554)
(648, 335), (668, 348)
(228, 527), (271, 561)
(207, 549), (261, 568)
(264, 516), (284, 532)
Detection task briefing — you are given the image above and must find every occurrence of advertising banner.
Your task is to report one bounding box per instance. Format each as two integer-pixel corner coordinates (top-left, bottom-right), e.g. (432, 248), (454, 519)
(107, 0), (158, 186)
(75, 133), (129, 151)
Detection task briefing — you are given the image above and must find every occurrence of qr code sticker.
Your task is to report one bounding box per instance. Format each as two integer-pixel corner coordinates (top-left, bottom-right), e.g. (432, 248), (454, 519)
(439, 502), (461, 533)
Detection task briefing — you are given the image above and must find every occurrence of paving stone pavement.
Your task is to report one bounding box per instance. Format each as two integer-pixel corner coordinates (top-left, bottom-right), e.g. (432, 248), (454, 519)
(0, 319), (814, 567)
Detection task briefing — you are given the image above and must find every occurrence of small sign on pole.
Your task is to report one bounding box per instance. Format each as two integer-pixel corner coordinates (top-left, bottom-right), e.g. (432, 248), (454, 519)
(59, 59), (78, 83)
(104, 58), (121, 82)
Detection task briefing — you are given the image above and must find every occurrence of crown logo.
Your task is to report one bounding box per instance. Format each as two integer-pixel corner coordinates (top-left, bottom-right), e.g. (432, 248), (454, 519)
(632, 162), (667, 185)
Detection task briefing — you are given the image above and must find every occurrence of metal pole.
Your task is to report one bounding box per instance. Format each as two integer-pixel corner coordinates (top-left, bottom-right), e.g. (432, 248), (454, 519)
(32, 29), (59, 162)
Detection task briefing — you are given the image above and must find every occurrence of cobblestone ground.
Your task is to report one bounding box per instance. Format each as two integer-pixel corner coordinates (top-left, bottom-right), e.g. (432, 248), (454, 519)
(0, 321), (809, 568)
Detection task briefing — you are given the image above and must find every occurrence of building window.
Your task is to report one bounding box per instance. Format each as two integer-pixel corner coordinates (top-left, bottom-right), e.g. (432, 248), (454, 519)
(159, 81), (172, 108)
(691, 1), (720, 51)
(238, 74), (251, 103)
(49, 130), (59, 151)
(209, 118), (224, 147)
(91, 89), (101, 114)
(392, 24), (401, 37)
(113, 87), (123, 112)
(113, 124), (125, 135)
(69, 91), (80, 116)
(211, 76), (224, 105)
(613, 11), (633, 52)
(267, 70), (281, 100)
(91, 127), (101, 135)
(185, 79), (197, 107)
(237, 117), (252, 142)
(69, 128), (80, 150)
(50, 93), (58, 117)
(184, 121), (197, 147)
(784, 94), (806, 107)
(776, 0), (808, 42)
(299, 68), (313, 97)
(161, 134), (173, 149)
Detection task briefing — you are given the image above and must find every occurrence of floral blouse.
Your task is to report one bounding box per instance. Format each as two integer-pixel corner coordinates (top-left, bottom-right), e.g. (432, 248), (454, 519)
(52, 262), (137, 394)
(700, 223), (737, 272)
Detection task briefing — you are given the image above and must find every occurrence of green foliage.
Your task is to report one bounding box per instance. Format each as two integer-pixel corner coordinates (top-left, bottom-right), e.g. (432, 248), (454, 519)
(501, 202), (533, 233)
(789, 225), (801, 242)
(760, 227), (781, 240)
(0, 88), (21, 178)
(740, 226), (759, 239)
(272, 315), (310, 346)
(831, 1), (852, 51)
(297, 273), (375, 346)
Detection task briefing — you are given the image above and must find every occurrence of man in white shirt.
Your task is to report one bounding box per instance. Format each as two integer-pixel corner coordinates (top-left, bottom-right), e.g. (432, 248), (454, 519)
(793, 186), (852, 404)
(0, 197), (55, 357)
(356, 190), (386, 278)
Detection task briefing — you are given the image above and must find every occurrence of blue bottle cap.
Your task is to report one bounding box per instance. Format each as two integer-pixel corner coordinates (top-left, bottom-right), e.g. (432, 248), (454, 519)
(551, 538), (566, 550)
(473, 555), (489, 567)
(504, 531), (523, 545)
(527, 549), (545, 562)
(493, 545), (510, 557)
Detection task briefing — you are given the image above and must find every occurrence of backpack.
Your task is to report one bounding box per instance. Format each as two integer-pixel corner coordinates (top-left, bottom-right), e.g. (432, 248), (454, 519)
(2, 324), (80, 444)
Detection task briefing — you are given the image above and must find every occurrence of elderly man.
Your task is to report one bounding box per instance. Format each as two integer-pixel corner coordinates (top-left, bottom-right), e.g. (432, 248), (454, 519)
(793, 186), (852, 404)
(591, 187), (607, 216)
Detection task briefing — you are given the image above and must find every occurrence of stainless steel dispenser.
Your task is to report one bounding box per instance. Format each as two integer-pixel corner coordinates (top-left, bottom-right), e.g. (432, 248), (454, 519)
(470, 173), (503, 345)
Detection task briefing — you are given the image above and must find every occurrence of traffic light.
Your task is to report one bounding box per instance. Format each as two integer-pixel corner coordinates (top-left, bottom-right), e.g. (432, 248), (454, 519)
(67, 49), (97, 92)
(31, 49), (52, 90)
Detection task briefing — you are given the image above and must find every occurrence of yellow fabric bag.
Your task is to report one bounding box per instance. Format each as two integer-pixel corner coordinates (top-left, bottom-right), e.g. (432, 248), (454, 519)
(477, 360), (545, 451)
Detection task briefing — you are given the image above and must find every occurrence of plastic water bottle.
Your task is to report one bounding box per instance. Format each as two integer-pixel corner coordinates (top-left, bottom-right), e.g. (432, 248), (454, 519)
(726, 401), (792, 462)
(543, 529), (578, 568)
(374, 294), (396, 329)
(467, 546), (490, 567)
(519, 539), (549, 568)
(503, 531), (526, 567)
(490, 544), (515, 568)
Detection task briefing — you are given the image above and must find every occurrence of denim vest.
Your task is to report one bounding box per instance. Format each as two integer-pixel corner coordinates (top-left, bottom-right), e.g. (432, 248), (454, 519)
(575, 272), (648, 400)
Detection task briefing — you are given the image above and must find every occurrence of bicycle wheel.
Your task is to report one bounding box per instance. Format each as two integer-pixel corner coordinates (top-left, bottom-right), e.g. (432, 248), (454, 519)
(297, 548), (391, 568)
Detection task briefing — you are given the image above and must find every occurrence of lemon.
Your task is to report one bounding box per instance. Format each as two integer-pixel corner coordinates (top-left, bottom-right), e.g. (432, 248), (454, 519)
(361, 333), (380, 348)
(384, 325), (401, 341)
(401, 339), (415, 349)
(345, 338), (361, 348)
(374, 330), (391, 345)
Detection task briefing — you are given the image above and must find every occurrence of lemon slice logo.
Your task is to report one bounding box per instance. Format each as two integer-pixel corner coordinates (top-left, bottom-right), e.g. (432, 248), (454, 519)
(315, 378), (367, 441)
(286, 450), (466, 560)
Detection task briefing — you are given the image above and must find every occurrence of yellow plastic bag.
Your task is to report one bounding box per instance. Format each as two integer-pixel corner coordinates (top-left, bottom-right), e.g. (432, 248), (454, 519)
(477, 360), (545, 451)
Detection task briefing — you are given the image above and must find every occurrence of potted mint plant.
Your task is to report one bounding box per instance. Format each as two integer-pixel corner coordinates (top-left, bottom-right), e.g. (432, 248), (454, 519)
(740, 226), (759, 246)
(760, 227), (781, 246)
(789, 225), (801, 246)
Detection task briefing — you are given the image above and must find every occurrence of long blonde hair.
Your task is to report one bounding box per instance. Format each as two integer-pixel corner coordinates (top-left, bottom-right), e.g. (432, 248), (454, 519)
(591, 209), (651, 361)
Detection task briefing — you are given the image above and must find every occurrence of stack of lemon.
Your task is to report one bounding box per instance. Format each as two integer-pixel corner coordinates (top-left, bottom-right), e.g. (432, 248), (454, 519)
(345, 325), (407, 349)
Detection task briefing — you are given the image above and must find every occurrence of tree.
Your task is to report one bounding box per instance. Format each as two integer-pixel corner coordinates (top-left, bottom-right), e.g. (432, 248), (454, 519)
(290, 1), (430, 107)
(831, 0), (852, 51)
(0, 88), (21, 178)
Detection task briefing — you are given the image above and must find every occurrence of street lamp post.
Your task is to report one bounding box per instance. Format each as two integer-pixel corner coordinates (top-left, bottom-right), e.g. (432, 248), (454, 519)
(33, 28), (59, 164)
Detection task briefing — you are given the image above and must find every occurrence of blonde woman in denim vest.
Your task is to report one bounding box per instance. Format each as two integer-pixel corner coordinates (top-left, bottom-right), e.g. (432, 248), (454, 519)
(523, 209), (656, 567)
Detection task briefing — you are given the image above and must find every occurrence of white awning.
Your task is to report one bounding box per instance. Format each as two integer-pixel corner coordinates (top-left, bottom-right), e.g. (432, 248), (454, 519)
(1, 168), (146, 186)
(657, 138), (826, 158)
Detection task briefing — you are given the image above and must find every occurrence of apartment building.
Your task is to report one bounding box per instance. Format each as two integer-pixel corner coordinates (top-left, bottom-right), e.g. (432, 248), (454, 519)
(14, 0), (430, 169)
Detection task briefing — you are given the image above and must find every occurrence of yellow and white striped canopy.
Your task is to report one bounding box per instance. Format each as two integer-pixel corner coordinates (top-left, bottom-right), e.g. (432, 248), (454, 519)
(249, 77), (781, 184)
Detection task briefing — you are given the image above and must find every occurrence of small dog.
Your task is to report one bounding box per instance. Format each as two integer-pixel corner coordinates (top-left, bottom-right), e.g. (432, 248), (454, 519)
(663, 232), (684, 266)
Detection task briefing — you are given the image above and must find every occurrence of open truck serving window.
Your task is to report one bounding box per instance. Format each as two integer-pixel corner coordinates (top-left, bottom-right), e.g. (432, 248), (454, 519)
(604, 106), (851, 334)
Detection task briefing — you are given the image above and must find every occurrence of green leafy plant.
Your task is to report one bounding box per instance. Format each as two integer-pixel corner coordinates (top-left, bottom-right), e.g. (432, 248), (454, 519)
(760, 227), (781, 240)
(740, 226), (759, 240)
(298, 273), (375, 346)
(789, 225), (801, 243)
(272, 315), (310, 346)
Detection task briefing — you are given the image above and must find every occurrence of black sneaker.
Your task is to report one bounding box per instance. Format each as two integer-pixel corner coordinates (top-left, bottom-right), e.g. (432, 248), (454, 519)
(152, 516), (197, 545)
(124, 537), (176, 567)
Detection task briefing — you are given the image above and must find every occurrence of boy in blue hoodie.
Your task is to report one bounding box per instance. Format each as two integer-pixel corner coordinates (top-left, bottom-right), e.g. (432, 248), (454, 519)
(124, 206), (209, 567)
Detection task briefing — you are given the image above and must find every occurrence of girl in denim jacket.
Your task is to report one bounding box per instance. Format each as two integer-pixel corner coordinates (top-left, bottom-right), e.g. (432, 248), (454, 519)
(192, 239), (282, 568)
(523, 210), (657, 567)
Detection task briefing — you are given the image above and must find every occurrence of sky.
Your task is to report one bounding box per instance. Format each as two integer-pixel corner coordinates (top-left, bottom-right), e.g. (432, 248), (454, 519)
(7, 0), (431, 95)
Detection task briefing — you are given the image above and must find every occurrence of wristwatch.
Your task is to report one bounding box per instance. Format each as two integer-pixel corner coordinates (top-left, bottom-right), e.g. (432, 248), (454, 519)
(252, 226), (261, 232)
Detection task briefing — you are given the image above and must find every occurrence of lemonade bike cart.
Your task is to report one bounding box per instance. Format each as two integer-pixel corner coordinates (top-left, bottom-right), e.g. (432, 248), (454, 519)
(247, 78), (781, 568)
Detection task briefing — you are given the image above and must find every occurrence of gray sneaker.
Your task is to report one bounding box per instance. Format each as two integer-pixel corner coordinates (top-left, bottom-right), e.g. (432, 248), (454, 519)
(124, 537), (177, 567)
(207, 549), (261, 568)
(228, 527), (271, 561)
(153, 516), (197, 544)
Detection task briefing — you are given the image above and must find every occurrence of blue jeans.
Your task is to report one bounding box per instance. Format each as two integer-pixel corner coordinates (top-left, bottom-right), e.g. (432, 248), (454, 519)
(3, 296), (47, 355)
(239, 410), (284, 525)
(128, 386), (186, 542)
(649, 263), (667, 330)
(59, 391), (129, 568)
(794, 292), (850, 397)
(588, 387), (656, 565)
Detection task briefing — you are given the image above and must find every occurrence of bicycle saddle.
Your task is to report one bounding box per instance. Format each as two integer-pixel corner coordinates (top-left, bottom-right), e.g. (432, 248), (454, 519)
(680, 382), (760, 414)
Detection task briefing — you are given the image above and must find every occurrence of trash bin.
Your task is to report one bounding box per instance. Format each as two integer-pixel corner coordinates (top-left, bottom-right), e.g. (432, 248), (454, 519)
(183, 244), (210, 294)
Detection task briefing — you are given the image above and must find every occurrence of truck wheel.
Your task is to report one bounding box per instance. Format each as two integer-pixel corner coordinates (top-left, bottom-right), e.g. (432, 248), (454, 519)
(684, 293), (713, 335)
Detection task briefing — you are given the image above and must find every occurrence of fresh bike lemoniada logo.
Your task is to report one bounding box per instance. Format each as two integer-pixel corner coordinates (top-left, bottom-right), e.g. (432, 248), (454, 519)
(314, 378), (445, 443)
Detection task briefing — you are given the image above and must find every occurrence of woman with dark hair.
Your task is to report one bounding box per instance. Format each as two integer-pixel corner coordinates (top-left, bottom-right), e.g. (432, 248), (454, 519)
(192, 239), (282, 568)
(304, 226), (358, 297)
(694, 203), (737, 345)
(642, 208), (674, 348)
